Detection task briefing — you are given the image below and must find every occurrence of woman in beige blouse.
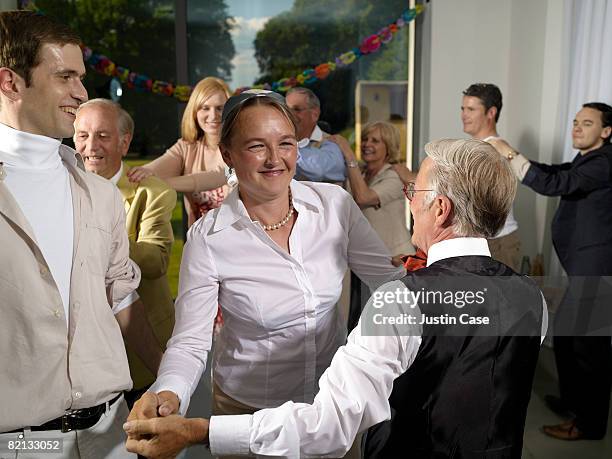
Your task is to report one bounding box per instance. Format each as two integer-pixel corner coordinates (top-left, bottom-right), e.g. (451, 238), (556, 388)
(128, 77), (231, 227)
(330, 121), (414, 330)
(331, 121), (413, 254)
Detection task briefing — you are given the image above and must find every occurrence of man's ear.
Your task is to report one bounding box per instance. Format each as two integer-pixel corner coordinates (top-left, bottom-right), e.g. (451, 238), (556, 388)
(0, 67), (24, 102)
(120, 133), (133, 157)
(601, 126), (611, 142)
(435, 195), (454, 228)
(486, 106), (498, 123)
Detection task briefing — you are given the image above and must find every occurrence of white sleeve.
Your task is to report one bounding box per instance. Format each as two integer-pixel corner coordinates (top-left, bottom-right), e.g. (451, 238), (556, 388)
(111, 290), (140, 314)
(149, 221), (219, 414)
(210, 281), (422, 458)
(345, 194), (406, 289)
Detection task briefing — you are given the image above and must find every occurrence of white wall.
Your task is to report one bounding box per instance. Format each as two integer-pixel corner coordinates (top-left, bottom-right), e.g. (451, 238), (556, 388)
(418, 0), (567, 271)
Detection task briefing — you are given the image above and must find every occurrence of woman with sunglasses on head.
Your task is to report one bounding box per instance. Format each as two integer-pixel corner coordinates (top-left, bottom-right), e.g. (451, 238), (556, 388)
(128, 77), (232, 227)
(330, 122), (415, 330)
(129, 90), (405, 458)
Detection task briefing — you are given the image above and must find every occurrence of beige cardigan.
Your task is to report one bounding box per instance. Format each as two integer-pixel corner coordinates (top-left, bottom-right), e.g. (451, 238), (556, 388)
(357, 163), (414, 255)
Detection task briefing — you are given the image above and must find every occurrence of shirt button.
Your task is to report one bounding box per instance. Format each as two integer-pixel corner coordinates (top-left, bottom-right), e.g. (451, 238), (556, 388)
(74, 392), (82, 399)
(40, 266), (49, 277)
(53, 309), (61, 318)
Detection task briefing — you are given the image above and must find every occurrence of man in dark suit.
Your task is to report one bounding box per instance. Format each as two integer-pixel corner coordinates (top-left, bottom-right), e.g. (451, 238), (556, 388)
(490, 102), (612, 440)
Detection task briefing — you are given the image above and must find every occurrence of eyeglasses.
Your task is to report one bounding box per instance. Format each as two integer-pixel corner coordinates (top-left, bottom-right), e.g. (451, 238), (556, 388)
(289, 106), (312, 113)
(403, 182), (434, 201)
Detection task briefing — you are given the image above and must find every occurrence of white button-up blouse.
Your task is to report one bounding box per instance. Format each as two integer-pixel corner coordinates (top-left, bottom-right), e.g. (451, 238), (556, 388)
(151, 180), (406, 411)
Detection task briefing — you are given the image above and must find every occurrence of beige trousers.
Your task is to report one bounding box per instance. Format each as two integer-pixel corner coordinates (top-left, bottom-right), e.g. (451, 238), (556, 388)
(212, 383), (361, 459)
(488, 229), (522, 272)
(0, 395), (134, 459)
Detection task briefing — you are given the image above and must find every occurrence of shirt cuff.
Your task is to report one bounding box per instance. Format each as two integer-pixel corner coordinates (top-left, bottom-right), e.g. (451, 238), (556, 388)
(112, 290), (139, 314)
(149, 375), (192, 415)
(510, 154), (531, 181)
(209, 415), (252, 457)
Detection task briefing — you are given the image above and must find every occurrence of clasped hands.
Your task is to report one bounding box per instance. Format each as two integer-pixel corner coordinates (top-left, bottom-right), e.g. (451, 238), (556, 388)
(123, 390), (209, 459)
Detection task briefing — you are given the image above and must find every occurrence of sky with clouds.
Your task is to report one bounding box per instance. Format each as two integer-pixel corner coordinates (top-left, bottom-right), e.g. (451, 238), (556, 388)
(226, 0), (293, 88)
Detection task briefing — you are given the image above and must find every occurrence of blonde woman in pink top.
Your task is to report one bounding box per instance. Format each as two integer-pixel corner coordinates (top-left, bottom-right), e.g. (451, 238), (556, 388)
(129, 77), (231, 227)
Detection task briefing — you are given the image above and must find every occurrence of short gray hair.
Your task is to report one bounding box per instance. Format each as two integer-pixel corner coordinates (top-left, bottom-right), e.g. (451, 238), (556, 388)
(286, 87), (320, 109)
(423, 139), (516, 238)
(77, 98), (134, 136)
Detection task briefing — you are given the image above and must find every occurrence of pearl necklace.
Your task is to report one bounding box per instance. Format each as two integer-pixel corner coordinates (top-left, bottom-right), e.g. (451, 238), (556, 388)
(260, 190), (294, 231)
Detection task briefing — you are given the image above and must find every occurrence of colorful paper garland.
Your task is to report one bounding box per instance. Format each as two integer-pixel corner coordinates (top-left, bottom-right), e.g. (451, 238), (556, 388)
(79, 4), (424, 100)
(235, 5), (423, 94)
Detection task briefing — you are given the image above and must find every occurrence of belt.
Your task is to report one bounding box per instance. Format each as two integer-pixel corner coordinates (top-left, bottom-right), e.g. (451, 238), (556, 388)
(5, 393), (122, 434)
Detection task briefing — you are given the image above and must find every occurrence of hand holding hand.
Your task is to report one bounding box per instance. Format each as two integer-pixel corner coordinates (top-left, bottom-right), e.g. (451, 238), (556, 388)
(128, 166), (155, 183)
(124, 415), (209, 459)
(127, 391), (180, 433)
(156, 391), (180, 417)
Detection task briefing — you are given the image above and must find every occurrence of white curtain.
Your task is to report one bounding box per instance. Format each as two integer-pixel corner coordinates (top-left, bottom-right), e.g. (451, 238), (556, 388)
(560, 0), (612, 162)
(546, 0), (612, 280)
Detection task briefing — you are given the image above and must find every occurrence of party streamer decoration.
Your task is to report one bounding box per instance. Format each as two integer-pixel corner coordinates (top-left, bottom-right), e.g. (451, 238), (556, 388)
(22, 1), (424, 100)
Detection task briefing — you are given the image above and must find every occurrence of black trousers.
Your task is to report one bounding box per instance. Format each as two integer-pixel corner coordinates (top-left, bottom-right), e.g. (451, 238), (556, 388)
(554, 335), (612, 437)
(553, 275), (612, 438)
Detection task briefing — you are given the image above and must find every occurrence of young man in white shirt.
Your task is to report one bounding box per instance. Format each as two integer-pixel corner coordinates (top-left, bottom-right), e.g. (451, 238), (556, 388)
(461, 83), (522, 272)
(0, 11), (157, 458)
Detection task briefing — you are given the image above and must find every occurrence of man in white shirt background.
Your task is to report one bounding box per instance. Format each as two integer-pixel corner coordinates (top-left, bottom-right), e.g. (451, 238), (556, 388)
(124, 138), (546, 459)
(0, 11), (159, 458)
(461, 83), (522, 272)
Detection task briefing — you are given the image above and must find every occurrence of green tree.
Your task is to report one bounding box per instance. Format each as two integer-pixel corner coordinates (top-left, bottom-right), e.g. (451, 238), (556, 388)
(187, 0), (235, 82)
(254, 0), (412, 132)
(31, 0), (235, 153)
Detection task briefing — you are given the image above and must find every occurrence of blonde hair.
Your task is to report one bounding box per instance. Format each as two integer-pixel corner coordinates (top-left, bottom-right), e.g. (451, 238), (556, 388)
(181, 77), (231, 142)
(423, 139), (516, 238)
(361, 121), (401, 163)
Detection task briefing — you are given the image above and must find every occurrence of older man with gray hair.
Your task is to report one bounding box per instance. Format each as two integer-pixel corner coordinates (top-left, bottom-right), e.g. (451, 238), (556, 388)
(74, 99), (176, 407)
(124, 139), (546, 459)
(286, 87), (347, 183)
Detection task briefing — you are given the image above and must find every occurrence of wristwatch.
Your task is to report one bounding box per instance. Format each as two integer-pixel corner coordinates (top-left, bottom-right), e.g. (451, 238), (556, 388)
(346, 159), (359, 168)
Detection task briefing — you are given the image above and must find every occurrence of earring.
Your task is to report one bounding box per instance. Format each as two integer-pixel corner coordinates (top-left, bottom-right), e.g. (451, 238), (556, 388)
(226, 165), (238, 187)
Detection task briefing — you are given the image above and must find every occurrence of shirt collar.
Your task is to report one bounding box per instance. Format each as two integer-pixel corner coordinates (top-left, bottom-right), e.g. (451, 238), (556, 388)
(109, 162), (124, 185)
(0, 122), (62, 170)
(212, 180), (323, 233)
(297, 125), (324, 148)
(426, 237), (491, 267)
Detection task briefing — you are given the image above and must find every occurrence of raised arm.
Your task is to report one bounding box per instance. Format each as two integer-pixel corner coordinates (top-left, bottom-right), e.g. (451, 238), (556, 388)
(329, 135), (380, 207)
(488, 138), (611, 196)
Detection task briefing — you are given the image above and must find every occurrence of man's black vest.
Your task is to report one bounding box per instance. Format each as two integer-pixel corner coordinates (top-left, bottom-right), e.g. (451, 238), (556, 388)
(381, 256), (543, 458)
